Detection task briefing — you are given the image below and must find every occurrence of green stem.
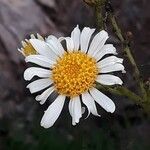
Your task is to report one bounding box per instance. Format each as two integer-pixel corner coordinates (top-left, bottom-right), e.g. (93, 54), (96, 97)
(108, 11), (147, 101)
(109, 14), (124, 42)
(96, 84), (142, 104)
(124, 46), (147, 100)
(96, 84), (150, 113)
(94, 0), (104, 30)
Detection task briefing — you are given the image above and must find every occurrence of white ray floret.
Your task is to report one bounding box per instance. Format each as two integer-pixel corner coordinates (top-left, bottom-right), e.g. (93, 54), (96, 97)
(36, 86), (55, 105)
(82, 91), (100, 118)
(30, 39), (58, 61)
(89, 88), (116, 113)
(100, 63), (125, 73)
(96, 74), (123, 85)
(88, 30), (108, 57)
(27, 78), (53, 94)
(24, 67), (51, 81)
(94, 44), (117, 61)
(69, 96), (82, 126)
(71, 25), (80, 51)
(59, 37), (74, 52)
(46, 35), (65, 57)
(41, 95), (66, 128)
(80, 27), (95, 53)
(25, 55), (55, 68)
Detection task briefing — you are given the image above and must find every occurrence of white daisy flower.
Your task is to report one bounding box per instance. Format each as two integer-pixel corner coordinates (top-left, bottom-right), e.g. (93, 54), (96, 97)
(23, 25), (125, 128)
(18, 33), (44, 57)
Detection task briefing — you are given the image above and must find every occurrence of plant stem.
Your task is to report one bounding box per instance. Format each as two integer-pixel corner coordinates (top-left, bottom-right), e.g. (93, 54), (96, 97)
(84, 0), (149, 112)
(94, 0), (104, 30)
(124, 46), (147, 100)
(96, 84), (150, 113)
(108, 13), (147, 101)
(109, 14), (124, 42)
(96, 83), (142, 104)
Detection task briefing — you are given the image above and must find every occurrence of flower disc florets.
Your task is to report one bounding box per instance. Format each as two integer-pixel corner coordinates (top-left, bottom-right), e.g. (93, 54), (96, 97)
(52, 51), (98, 97)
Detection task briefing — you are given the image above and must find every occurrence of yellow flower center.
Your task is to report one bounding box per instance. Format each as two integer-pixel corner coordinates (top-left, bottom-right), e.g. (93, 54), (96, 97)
(52, 51), (98, 97)
(23, 42), (37, 56)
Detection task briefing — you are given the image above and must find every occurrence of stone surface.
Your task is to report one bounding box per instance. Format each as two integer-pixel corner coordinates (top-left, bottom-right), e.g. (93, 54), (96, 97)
(0, 0), (57, 62)
(37, 0), (56, 8)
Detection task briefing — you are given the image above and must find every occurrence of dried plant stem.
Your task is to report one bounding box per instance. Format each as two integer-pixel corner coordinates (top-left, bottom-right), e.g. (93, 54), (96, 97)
(108, 13), (147, 101)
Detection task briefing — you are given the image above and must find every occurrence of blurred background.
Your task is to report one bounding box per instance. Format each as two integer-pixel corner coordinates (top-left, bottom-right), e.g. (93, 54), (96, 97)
(0, 0), (150, 150)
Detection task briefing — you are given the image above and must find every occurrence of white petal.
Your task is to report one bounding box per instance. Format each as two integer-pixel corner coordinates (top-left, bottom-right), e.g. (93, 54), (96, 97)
(71, 25), (80, 51)
(30, 34), (36, 39)
(37, 33), (44, 41)
(82, 92), (100, 118)
(80, 27), (95, 53)
(100, 63), (125, 73)
(96, 74), (123, 85)
(26, 78), (52, 93)
(69, 96), (82, 125)
(21, 41), (27, 47)
(88, 30), (108, 57)
(97, 56), (123, 68)
(25, 55), (55, 68)
(68, 99), (75, 125)
(18, 48), (25, 57)
(24, 67), (51, 81)
(46, 35), (64, 57)
(36, 86), (55, 105)
(40, 95), (66, 128)
(59, 37), (74, 52)
(90, 88), (115, 113)
(30, 39), (58, 61)
(94, 44), (117, 61)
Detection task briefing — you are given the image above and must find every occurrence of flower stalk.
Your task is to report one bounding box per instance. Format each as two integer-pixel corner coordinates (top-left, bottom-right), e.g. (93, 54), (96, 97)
(106, 1), (147, 101)
(97, 84), (142, 103)
(94, 0), (104, 30)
